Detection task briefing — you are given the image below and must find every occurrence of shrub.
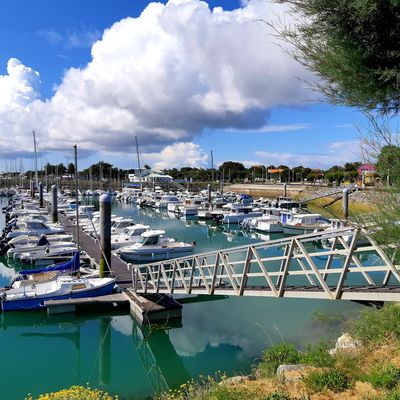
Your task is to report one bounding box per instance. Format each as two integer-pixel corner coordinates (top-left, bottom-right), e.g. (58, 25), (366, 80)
(385, 387), (400, 400)
(265, 393), (291, 400)
(364, 364), (400, 390)
(305, 369), (350, 393)
(25, 386), (118, 400)
(300, 342), (335, 368)
(258, 344), (301, 377)
(334, 351), (362, 380)
(351, 304), (400, 344)
(159, 377), (291, 400)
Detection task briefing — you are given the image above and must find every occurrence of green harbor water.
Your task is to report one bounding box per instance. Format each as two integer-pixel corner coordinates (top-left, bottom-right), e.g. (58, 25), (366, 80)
(0, 198), (364, 399)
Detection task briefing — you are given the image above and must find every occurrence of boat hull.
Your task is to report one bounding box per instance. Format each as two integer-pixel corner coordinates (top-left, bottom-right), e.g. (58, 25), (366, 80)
(118, 248), (194, 262)
(1, 280), (116, 312)
(254, 223), (283, 233)
(282, 225), (316, 235)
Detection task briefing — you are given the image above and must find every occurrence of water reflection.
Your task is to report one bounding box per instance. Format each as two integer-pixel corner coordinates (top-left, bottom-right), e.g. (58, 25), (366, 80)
(0, 197), (367, 399)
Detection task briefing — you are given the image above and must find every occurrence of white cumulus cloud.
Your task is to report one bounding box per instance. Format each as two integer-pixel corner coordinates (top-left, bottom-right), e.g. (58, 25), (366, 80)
(143, 142), (209, 170)
(0, 0), (317, 160)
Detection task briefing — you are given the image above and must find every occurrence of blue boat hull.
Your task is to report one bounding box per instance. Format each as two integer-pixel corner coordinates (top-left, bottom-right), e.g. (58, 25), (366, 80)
(1, 281), (115, 312)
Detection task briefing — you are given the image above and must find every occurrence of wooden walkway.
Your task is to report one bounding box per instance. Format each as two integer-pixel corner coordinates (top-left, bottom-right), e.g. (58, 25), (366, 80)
(59, 213), (133, 287)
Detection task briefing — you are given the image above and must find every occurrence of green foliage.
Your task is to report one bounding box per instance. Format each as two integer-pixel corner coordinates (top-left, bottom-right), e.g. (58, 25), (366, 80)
(259, 344), (301, 377)
(351, 304), (400, 344)
(219, 161), (246, 182)
(300, 342), (335, 368)
(265, 393), (291, 400)
(305, 369), (350, 393)
(334, 351), (363, 380)
(159, 376), (291, 400)
(312, 310), (345, 326)
(376, 145), (400, 186)
(364, 364), (400, 390)
(26, 385), (118, 400)
(275, 0), (400, 113)
(385, 387), (400, 400)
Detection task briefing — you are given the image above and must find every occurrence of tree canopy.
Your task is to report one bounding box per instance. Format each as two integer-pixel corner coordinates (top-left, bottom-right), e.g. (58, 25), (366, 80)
(276, 0), (400, 114)
(376, 145), (400, 186)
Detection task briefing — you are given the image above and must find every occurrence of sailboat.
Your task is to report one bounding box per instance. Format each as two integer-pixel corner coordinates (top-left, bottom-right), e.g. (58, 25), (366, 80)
(0, 252), (116, 312)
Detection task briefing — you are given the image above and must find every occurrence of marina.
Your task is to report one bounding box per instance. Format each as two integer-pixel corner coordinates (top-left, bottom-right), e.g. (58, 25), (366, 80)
(0, 192), (369, 399)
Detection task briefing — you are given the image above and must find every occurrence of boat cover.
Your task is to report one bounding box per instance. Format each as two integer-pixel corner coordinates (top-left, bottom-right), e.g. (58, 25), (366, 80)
(19, 251), (80, 275)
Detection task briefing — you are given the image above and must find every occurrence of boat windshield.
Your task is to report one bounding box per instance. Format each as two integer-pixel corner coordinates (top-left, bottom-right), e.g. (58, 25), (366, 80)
(138, 235), (159, 245)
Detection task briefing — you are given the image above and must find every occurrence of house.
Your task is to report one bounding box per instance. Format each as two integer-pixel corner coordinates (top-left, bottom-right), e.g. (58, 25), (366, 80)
(357, 164), (377, 186)
(128, 169), (173, 183)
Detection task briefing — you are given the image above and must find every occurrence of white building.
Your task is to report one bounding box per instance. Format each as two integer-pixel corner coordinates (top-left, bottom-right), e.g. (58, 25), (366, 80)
(128, 169), (173, 183)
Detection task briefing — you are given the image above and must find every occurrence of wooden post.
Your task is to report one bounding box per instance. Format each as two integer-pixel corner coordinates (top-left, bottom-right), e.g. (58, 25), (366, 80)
(51, 185), (58, 223)
(39, 182), (44, 208)
(100, 193), (112, 277)
(283, 183), (287, 197)
(342, 188), (349, 219)
(30, 180), (35, 199)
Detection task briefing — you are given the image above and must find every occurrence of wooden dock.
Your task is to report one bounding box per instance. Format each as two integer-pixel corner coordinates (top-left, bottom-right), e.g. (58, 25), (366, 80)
(45, 293), (130, 315)
(124, 289), (182, 323)
(50, 211), (182, 324)
(59, 213), (133, 287)
(45, 289), (182, 323)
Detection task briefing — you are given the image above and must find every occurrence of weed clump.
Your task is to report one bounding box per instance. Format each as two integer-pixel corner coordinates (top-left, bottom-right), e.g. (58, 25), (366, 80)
(351, 304), (400, 344)
(363, 364), (400, 390)
(305, 369), (351, 392)
(258, 344), (301, 377)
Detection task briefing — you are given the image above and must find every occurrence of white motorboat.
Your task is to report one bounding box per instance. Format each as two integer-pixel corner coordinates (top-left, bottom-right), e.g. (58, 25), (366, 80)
(8, 233), (73, 246)
(156, 195), (181, 209)
(282, 214), (331, 235)
(6, 220), (65, 239)
(17, 245), (79, 263)
(220, 205), (263, 224)
(111, 224), (150, 249)
(115, 230), (194, 262)
(242, 216), (283, 233)
(241, 207), (289, 233)
(173, 205), (198, 217)
(6, 237), (76, 259)
(111, 218), (135, 234)
(167, 201), (184, 212)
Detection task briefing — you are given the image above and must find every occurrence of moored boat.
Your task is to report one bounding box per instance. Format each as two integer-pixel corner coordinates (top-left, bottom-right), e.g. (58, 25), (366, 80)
(0, 275), (116, 312)
(115, 229), (194, 262)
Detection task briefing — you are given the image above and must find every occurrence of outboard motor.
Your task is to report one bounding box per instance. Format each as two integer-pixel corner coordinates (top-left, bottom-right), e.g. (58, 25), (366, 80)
(213, 214), (224, 224)
(0, 242), (12, 256)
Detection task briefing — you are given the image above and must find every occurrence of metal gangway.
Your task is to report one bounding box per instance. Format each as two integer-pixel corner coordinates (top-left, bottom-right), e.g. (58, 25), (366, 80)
(299, 186), (354, 203)
(131, 227), (400, 303)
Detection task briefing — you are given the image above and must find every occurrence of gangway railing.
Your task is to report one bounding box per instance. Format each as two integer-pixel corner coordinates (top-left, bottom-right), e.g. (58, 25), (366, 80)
(130, 227), (400, 302)
(299, 187), (354, 203)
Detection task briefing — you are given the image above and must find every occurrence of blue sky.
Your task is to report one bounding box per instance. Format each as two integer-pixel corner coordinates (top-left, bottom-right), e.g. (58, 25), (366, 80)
(0, 0), (365, 172)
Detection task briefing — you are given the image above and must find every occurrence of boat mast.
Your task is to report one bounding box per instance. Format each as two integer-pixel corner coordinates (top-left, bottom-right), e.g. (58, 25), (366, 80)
(33, 130), (39, 190)
(73, 144), (80, 250)
(135, 136), (143, 192)
(211, 150), (214, 183)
